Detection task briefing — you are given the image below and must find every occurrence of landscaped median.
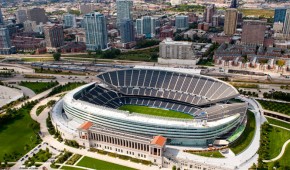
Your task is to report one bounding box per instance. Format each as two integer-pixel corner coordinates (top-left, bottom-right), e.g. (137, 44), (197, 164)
(257, 100), (290, 116)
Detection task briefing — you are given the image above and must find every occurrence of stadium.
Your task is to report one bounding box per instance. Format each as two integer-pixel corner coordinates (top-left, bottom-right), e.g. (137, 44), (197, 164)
(55, 68), (248, 146)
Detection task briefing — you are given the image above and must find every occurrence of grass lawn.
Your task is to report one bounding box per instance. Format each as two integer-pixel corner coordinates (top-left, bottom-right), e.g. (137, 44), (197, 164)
(266, 117), (290, 129)
(271, 143), (290, 167)
(257, 100), (290, 116)
(77, 156), (136, 170)
(267, 126), (290, 159)
(19, 81), (58, 94)
(190, 151), (224, 158)
(61, 166), (84, 170)
(22, 58), (54, 62)
(238, 8), (274, 18)
(118, 105), (193, 119)
(0, 102), (41, 162)
(230, 111), (256, 154)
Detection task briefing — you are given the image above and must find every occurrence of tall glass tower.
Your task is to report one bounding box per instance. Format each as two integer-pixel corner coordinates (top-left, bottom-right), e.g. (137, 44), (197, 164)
(83, 12), (108, 51)
(116, 0), (133, 27)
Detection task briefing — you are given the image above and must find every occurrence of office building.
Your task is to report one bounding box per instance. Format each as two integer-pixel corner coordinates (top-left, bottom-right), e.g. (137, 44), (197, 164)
(0, 28), (15, 54)
(159, 38), (195, 60)
(16, 9), (28, 24)
(224, 8), (238, 36)
(241, 20), (266, 46)
(83, 12), (108, 51)
(27, 8), (48, 24)
(175, 15), (189, 30)
(43, 24), (64, 51)
(0, 8), (4, 25)
(136, 16), (159, 38)
(116, 0), (133, 27)
(274, 8), (287, 23)
(283, 9), (290, 36)
(23, 20), (37, 32)
(204, 4), (215, 24)
(63, 14), (77, 28)
(120, 19), (135, 43)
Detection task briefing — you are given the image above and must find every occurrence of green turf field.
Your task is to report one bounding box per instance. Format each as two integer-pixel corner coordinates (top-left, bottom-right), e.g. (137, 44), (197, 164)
(76, 156), (136, 170)
(61, 166), (84, 170)
(230, 111), (256, 154)
(118, 105), (193, 119)
(19, 81), (58, 94)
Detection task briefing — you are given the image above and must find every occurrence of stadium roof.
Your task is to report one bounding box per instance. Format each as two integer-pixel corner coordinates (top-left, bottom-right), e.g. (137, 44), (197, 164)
(151, 136), (167, 147)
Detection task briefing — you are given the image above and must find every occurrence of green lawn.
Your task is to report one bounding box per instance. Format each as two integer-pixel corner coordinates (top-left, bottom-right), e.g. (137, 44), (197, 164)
(266, 117), (290, 129)
(190, 151), (224, 158)
(118, 105), (193, 119)
(230, 111), (256, 154)
(61, 166), (84, 170)
(273, 143), (290, 167)
(19, 81), (58, 94)
(257, 100), (290, 116)
(76, 156), (136, 170)
(0, 102), (41, 162)
(267, 126), (290, 159)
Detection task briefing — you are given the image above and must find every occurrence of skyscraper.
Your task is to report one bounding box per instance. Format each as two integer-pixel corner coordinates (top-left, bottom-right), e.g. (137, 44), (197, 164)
(63, 13), (77, 28)
(175, 15), (189, 30)
(0, 27), (15, 54)
(224, 8), (238, 36)
(120, 19), (134, 43)
(16, 9), (28, 24)
(204, 4), (215, 24)
(283, 9), (290, 36)
(136, 16), (159, 38)
(43, 24), (64, 51)
(83, 12), (108, 51)
(116, 0), (133, 27)
(27, 8), (48, 24)
(241, 20), (266, 46)
(0, 8), (4, 25)
(274, 8), (287, 23)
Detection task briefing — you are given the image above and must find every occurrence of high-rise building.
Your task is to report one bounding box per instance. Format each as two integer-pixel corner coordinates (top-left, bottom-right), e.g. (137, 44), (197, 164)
(159, 38), (195, 59)
(83, 12), (108, 51)
(274, 8), (287, 23)
(16, 9), (28, 24)
(27, 8), (48, 24)
(116, 0), (133, 27)
(224, 8), (238, 36)
(0, 8), (4, 25)
(230, 0), (238, 8)
(120, 19), (134, 43)
(283, 9), (290, 36)
(241, 20), (266, 46)
(63, 13), (77, 28)
(0, 27), (15, 54)
(43, 24), (64, 51)
(204, 4), (215, 24)
(175, 15), (189, 30)
(136, 16), (159, 38)
(23, 20), (37, 32)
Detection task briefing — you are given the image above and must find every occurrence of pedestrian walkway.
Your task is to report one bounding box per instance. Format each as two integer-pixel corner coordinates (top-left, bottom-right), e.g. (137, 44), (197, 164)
(263, 139), (290, 163)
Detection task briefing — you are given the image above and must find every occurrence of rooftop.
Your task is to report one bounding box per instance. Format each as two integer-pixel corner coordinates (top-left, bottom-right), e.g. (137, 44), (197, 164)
(151, 135), (167, 147)
(78, 121), (93, 130)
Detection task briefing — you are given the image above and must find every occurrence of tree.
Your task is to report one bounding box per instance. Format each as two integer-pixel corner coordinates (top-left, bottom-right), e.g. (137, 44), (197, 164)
(53, 52), (61, 61)
(172, 165), (176, 170)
